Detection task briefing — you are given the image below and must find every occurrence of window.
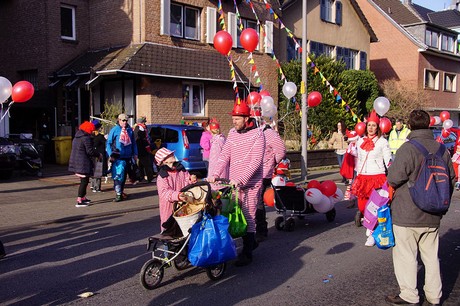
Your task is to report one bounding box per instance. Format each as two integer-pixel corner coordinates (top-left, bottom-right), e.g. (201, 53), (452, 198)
(182, 83), (204, 116)
(61, 5), (76, 40)
(19, 70), (38, 89)
(425, 30), (438, 48)
(441, 34), (455, 52)
(424, 70), (439, 90)
(323, 45), (334, 57)
(335, 1), (342, 25)
(320, 0), (334, 23)
(444, 73), (457, 92)
(336, 47), (357, 69)
(170, 3), (200, 40)
(310, 41), (324, 56)
(237, 19), (259, 49)
(287, 37), (302, 61)
(359, 51), (367, 70)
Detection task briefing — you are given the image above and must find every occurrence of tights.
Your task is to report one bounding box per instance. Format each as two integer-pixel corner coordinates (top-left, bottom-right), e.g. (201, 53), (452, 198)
(78, 176), (90, 198)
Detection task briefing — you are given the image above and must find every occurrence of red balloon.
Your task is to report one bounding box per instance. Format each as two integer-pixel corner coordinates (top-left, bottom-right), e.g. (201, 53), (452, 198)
(11, 81), (34, 103)
(440, 111), (450, 122)
(307, 91), (322, 107)
(355, 122), (366, 136)
(319, 180), (337, 197)
(430, 116), (435, 126)
(307, 180), (321, 190)
(240, 28), (259, 52)
(379, 117), (392, 134)
(442, 128), (450, 138)
(213, 30), (233, 55)
(259, 90), (271, 97)
(263, 188), (275, 207)
(247, 91), (262, 106)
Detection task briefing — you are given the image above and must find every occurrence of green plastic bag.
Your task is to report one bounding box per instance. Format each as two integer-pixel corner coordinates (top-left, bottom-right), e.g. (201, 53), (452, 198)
(226, 188), (247, 238)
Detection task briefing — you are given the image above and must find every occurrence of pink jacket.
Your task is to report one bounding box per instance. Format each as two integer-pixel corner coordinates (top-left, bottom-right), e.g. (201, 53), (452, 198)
(212, 126), (265, 188)
(208, 134), (228, 182)
(200, 131), (213, 159)
(156, 169), (191, 230)
(262, 126), (286, 179)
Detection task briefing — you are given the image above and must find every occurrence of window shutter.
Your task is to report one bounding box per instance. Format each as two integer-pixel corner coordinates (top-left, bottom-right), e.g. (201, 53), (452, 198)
(160, 0), (170, 35)
(264, 21), (274, 54)
(320, 0), (326, 21)
(359, 51), (367, 70)
(206, 7), (217, 44)
(336, 1), (342, 25)
(228, 12), (237, 48)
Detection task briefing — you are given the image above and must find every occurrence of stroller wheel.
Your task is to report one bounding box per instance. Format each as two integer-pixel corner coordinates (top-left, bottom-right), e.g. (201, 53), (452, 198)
(140, 259), (164, 290)
(326, 208), (336, 222)
(285, 218), (295, 232)
(206, 263), (226, 280)
(275, 216), (285, 231)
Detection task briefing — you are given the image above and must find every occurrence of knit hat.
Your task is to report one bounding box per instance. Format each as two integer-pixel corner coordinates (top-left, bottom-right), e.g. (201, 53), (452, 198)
(368, 110), (380, 125)
(118, 113), (128, 120)
(155, 147), (175, 165)
(231, 101), (251, 117)
(346, 130), (359, 142)
(136, 116), (146, 124)
(91, 119), (102, 129)
(79, 121), (95, 134)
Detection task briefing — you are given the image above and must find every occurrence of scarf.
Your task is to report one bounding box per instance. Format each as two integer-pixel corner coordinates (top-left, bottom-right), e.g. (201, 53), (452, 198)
(360, 135), (377, 152)
(119, 127), (131, 146)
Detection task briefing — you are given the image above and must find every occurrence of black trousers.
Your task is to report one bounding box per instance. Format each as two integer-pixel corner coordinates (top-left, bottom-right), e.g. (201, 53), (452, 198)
(78, 176), (90, 198)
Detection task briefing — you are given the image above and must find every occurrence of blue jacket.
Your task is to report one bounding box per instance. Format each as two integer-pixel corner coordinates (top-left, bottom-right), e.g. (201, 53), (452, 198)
(106, 124), (138, 159)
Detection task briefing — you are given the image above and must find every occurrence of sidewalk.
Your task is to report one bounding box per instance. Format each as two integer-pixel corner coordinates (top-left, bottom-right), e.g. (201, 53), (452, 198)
(0, 164), (344, 231)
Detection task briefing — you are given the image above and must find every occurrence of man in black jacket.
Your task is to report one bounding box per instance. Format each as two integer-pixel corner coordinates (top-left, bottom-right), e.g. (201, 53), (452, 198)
(385, 110), (455, 306)
(134, 117), (155, 183)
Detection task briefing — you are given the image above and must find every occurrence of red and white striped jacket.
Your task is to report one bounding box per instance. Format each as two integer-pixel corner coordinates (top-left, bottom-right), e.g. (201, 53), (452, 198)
(262, 126), (286, 179)
(212, 126), (265, 188)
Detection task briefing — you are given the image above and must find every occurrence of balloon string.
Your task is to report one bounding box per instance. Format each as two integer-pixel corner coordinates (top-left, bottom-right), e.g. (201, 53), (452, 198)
(0, 101), (14, 122)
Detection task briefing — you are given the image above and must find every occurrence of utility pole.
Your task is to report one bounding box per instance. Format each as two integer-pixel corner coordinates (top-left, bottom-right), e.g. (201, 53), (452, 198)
(301, 0), (308, 180)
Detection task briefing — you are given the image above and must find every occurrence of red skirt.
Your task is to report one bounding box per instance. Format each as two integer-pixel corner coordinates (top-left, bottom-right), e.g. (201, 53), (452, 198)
(351, 174), (387, 200)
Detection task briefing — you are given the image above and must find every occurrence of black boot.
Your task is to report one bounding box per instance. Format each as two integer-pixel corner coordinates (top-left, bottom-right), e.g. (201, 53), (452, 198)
(235, 233), (257, 267)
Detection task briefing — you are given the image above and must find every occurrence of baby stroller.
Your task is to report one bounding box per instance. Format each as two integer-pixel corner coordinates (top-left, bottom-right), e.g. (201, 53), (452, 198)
(139, 181), (226, 290)
(273, 184), (336, 232)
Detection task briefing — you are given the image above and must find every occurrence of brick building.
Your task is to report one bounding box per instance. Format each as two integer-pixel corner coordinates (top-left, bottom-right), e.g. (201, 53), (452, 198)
(0, 0), (280, 143)
(356, 0), (460, 123)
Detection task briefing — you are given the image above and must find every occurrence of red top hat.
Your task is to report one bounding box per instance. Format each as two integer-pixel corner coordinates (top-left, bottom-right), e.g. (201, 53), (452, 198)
(231, 101), (251, 117)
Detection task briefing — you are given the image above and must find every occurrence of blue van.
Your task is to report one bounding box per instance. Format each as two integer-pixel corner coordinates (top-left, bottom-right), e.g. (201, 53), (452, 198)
(147, 124), (207, 176)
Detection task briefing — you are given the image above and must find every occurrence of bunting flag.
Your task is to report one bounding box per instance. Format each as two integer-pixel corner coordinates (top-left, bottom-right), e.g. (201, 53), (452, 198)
(217, 0), (226, 30)
(233, 0), (244, 31)
(252, 0), (361, 122)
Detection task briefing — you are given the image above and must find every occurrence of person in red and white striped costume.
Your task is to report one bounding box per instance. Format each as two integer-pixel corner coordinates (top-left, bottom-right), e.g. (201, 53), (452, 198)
(208, 101), (265, 266)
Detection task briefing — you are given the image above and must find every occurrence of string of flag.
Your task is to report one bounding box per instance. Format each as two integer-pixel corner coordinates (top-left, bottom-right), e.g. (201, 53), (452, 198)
(257, 0), (361, 121)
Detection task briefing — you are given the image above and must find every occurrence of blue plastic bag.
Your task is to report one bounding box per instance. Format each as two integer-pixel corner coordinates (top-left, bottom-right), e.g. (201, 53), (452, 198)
(188, 213), (237, 267)
(372, 204), (395, 249)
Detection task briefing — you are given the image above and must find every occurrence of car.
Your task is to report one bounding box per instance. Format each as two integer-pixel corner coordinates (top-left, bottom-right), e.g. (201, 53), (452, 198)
(147, 124), (207, 176)
(0, 137), (17, 179)
(431, 127), (456, 156)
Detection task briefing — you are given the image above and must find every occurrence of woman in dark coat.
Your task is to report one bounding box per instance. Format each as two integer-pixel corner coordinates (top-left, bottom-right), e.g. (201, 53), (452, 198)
(68, 121), (101, 207)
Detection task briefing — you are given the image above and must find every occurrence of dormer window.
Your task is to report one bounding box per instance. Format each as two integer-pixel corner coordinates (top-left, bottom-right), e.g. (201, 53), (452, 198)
(425, 30), (439, 48)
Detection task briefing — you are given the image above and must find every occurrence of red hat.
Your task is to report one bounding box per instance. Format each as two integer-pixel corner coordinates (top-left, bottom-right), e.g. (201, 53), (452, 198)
(346, 130), (359, 142)
(79, 121), (95, 134)
(231, 101), (251, 117)
(368, 110), (380, 125)
(154, 148), (175, 165)
(209, 118), (220, 130)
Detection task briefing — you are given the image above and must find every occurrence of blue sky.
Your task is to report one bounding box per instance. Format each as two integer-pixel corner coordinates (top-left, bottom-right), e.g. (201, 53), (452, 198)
(412, 0), (451, 11)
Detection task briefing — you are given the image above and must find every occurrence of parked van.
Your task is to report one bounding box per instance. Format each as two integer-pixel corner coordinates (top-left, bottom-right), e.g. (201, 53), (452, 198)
(147, 124), (207, 176)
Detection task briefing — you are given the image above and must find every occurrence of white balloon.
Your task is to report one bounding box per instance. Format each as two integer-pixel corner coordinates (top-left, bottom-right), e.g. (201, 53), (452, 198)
(443, 119), (453, 130)
(271, 176), (286, 186)
(312, 195), (334, 213)
(434, 116), (441, 125)
(305, 188), (323, 205)
(262, 104), (277, 117)
(0, 76), (13, 103)
(330, 188), (344, 204)
(373, 96), (390, 116)
(282, 81), (297, 99)
(260, 96), (274, 111)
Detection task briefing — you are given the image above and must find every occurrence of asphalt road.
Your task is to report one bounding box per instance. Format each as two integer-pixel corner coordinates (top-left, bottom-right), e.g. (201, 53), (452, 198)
(1, 198), (459, 305)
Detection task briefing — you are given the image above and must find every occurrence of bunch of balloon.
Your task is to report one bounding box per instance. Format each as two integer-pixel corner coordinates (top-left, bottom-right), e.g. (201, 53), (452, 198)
(260, 91), (277, 118)
(304, 179), (343, 213)
(0, 77), (34, 122)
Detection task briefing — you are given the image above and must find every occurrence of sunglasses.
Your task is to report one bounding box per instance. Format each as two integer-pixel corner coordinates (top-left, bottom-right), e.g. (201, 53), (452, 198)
(120, 119), (128, 122)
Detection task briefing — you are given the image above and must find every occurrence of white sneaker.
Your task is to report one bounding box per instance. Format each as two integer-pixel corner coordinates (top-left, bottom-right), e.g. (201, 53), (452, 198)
(365, 235), (375, 247)
(366, 228), (372, 237)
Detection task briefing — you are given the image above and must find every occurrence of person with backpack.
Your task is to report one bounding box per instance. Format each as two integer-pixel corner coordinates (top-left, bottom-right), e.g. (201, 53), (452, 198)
(385, 110), (455, 306)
